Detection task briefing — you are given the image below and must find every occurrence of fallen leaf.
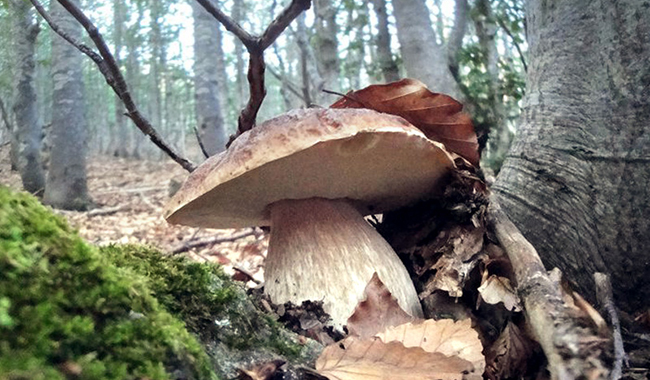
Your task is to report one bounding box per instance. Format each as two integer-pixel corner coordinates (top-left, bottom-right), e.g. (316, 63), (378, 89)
(484, 322), (535, 380)
(419, 225), (486, 299)
(316, 336), (480, 380)
(346, 273), (415, 338)
(377, 318), (485, 374)
(477, 275), (522, 312)
(238, 360), (286, 380)
(331, 78), (479, 165)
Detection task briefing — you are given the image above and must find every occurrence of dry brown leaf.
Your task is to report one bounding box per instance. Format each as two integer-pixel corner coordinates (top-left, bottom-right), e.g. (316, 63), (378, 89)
(377, 318), (485, 374)
(238, 359), (285, 380)
(316, 336), (481, 380)
(346, 273), (415, 338)
(477, 275), (522, 312)
(330, 78), (479, 165)
(484, 322), (535, 380)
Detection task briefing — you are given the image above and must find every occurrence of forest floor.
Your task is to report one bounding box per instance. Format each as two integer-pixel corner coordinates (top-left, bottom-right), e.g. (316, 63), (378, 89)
(0, 145), (267, 285)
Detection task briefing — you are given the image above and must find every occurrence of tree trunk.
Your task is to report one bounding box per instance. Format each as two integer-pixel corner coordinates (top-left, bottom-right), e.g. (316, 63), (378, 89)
(111, 0), (129, 158)
(10, 0), (45, 195)
(392, 0), (460, 97)
(191, 0), (227, 156)
(370, 0), (400, 83)
(43, 0), (91, 210)
(494, 0), (650, 313)
(313, 0), (340, 98)
(232, 0), (247, 110)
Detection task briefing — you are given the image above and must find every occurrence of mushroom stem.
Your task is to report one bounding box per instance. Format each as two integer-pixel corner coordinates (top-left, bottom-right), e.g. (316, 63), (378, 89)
(265, 197), (423, 325)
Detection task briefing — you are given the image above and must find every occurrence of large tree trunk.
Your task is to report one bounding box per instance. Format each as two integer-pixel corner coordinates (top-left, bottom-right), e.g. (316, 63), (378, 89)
(43, 0), (91, 210)
(494, 0), (650, 313)
(10, 0), (45, 195)
(392, 0), (460, 97)
(191, 0), (227, 156)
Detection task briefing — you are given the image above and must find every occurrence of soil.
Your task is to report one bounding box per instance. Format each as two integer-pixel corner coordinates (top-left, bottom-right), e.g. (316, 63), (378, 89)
(0, 144), (267, 285)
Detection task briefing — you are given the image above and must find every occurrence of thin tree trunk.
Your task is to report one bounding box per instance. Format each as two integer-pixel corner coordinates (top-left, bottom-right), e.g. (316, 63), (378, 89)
(112, 0), (129, 158)
(371, 0), (400, 83)
(43, 0), (91, 210)
(191, 0), (227, 156)
(313, 0), (340, 98)
(232, 0), (246, 110)
(10, 0), (45, 195)
(392, 0), (461, 97)
(494, 0), (650, 313)
(447, 0), (468, 80)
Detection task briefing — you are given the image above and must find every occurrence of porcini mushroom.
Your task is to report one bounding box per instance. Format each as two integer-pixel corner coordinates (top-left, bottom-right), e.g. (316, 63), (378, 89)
(165, 108), (454, 325)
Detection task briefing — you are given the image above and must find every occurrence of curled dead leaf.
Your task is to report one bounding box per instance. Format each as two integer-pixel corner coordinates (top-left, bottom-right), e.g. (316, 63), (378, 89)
(346, 273), (415, 339)
(477, 275), (522, 312)
(331, 78), (479, 165)
(484, 322), (535, 380)
(377, 318), (485, 374)
(316, 336), (481, 380)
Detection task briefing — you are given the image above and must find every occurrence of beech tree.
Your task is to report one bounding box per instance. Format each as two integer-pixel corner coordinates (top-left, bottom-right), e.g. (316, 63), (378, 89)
(43, 0), (91, 210)
(191, 0), (227, 155)
(494, 0), (650, 313)
(10, 0), (45, 195)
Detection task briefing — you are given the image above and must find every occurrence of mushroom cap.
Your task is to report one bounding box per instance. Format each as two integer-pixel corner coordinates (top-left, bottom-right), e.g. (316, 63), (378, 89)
(165, 108), (454, 228)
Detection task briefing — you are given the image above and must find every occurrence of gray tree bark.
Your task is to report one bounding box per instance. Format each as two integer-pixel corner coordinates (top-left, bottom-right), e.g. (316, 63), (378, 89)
(313, 0), (340, 98)
(494, 0), (650, 313)
(43, 0), (91, 210)
(191, 0), (227, 156)
(370, 0), (400, 83)
(111, 0), (129, 158)
(10, 0), (45, 195)
(392, 0), (461, 97)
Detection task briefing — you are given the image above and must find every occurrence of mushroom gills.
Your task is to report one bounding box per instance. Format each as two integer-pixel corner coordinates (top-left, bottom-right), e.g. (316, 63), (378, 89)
(265, 197), (423, 326)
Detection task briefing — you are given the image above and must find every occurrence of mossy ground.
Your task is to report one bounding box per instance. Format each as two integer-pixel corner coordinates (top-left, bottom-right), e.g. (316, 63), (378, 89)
(0, 186), (313, 380)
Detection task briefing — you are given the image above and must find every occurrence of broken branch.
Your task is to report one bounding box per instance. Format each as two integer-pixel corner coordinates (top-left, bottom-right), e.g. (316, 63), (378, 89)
(487, 199), (609, 380)
(30, 0), (196, 172)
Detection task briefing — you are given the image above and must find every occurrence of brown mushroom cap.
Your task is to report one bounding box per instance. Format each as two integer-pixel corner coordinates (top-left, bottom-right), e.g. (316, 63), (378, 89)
(165, 108), (454, 228)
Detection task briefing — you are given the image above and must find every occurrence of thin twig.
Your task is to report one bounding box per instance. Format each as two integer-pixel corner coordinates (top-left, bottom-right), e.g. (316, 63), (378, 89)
(30, 0), (196, 172)
(196, 0), (311, 144)
(266, 66), (304, 101)
(495, 15), (527, 72)
(594, 272), (628, 380)
(169, 228), (259, 255)
(193, 126), (210, 159)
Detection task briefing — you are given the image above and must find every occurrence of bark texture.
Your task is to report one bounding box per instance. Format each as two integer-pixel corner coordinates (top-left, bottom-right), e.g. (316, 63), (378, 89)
(11, 0), (45, 195)
(392, 0), (460, 97)
(494, 0), (650, 312)
(313, 0), (340, 98)
(191, 1), (227, 156)
(371, 0), (400, 83)
(43, 0), (91, 210)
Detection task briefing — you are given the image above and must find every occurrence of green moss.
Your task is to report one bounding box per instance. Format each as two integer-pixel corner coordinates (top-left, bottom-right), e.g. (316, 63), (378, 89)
(101, 245), (305, 360)
(0, 187), (217, 380)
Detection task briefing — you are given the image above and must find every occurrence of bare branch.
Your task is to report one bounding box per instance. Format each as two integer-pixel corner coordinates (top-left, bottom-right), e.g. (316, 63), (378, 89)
(194, 0), (256, 49)
(169, 228), (260, 255)
(259, 0), (311, 50)
(193, 126), (210, 159)
(30, 0), (197, 172)
(196, 0), (311, 143)
(495, 15), (528, 72)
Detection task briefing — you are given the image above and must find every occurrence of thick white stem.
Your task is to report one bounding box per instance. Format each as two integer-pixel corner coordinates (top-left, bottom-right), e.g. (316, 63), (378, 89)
(265, 198), (423, 326)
